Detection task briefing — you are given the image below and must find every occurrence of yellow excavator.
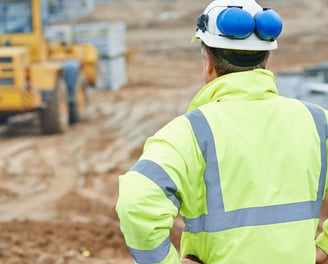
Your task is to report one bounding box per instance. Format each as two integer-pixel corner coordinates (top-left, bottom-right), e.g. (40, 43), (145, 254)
(0, 0), (98, 134)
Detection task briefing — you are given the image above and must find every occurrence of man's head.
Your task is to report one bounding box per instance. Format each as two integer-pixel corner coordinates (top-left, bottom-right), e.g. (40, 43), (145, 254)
(193, 0), (283, 82)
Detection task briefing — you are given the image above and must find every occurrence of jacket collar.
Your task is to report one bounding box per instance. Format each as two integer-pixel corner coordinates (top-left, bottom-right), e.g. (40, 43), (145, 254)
(187, 69), (278, 112)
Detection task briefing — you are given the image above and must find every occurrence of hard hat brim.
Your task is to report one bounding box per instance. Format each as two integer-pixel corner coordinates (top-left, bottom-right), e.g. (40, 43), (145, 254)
(192, 31), (278, 51)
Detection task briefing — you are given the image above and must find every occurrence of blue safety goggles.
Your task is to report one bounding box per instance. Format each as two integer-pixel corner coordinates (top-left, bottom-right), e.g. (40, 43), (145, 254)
(197, 6), (283, 41)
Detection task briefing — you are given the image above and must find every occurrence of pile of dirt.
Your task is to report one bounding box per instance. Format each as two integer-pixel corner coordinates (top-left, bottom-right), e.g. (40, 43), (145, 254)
(0, 220), (128, 264)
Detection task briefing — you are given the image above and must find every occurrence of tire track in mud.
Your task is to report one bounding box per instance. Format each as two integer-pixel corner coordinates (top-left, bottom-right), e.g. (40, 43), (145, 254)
(0, 140), (79, 221)
(0, 83), (199, 223)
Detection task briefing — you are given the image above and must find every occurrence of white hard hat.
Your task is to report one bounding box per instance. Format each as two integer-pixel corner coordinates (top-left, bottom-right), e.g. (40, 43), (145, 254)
(192, 0), (283, 51)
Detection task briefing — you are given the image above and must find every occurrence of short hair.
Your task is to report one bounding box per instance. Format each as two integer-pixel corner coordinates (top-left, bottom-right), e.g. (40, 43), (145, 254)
(201, 42), (270, 76)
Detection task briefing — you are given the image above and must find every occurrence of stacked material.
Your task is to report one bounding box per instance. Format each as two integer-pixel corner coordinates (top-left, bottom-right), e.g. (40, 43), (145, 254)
(72, 22), (127, 58)
(44, 21), (128, 90)
(72, 22), (128, 90)
(97, 56), (127, 91)
(44, 24), (73, 44)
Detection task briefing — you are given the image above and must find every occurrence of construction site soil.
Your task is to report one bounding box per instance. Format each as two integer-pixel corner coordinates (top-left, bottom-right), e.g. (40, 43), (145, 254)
(0, 0), (327, 263)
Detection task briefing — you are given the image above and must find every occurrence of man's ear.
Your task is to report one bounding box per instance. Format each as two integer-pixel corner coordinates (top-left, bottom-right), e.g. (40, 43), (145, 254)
(203, 51), (217, 83)
(204, 51), (214, 75)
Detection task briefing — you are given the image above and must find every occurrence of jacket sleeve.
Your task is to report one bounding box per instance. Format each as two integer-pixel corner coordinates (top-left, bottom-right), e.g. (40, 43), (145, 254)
(116, 116), (197, 264)
(316, 219), (328, 254)
(116, 170), (180, 263)
(317, 111), (328, 254)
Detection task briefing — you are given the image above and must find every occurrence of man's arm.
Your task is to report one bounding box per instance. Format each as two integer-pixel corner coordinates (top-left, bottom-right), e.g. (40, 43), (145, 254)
(181, 259), (203, 264)
(181, 255), (203, 263)
(116, 116), (199, 263)
(316, 219), (328, 263)
(316, 248), (328, 263)
(116, 170), (180, 263)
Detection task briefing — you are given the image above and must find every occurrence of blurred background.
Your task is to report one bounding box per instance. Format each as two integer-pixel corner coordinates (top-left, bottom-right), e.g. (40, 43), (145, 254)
(0, 0), (327, 263)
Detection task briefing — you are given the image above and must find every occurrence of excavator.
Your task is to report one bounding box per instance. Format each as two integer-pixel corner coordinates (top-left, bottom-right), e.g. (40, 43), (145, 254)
(0, 0), (98, 134)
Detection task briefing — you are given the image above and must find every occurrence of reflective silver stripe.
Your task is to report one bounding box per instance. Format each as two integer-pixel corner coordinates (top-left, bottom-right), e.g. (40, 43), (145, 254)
(128, 236), (171, 264)
(185, 109), (223, 212)
(184, 201), (322, 233)
(129, 159), (180, 209)
(184, 107), (327, 233)
(303, 102), (328, 201)
(128, 160), (179, 262)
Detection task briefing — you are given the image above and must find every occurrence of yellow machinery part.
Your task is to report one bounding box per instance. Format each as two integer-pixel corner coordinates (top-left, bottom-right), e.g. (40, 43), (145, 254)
(47, 43), (98, 87)
(0, 89), (42, 111)
(30, 62), (63, 90)
(0, 47), (30, 90)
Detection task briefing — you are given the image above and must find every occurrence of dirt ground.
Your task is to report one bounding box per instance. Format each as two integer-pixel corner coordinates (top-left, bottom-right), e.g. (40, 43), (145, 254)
(0, 0), (327, 263)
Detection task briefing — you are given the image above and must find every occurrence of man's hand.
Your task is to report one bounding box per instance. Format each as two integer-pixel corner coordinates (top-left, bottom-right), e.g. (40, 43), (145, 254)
(181, 259), (201, 264)
(316, 248), (328, 263)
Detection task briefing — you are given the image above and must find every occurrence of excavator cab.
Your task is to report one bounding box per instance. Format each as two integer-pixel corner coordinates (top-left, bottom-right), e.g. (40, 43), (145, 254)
(0, 1), (33, 33)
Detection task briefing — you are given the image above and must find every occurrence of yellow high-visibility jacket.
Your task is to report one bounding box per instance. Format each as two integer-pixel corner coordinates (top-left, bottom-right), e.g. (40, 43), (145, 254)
(116, 69), (328, 264)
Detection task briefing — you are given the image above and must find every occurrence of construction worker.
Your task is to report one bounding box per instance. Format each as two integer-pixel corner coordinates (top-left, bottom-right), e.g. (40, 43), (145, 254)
(116, 0), (328, 263)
